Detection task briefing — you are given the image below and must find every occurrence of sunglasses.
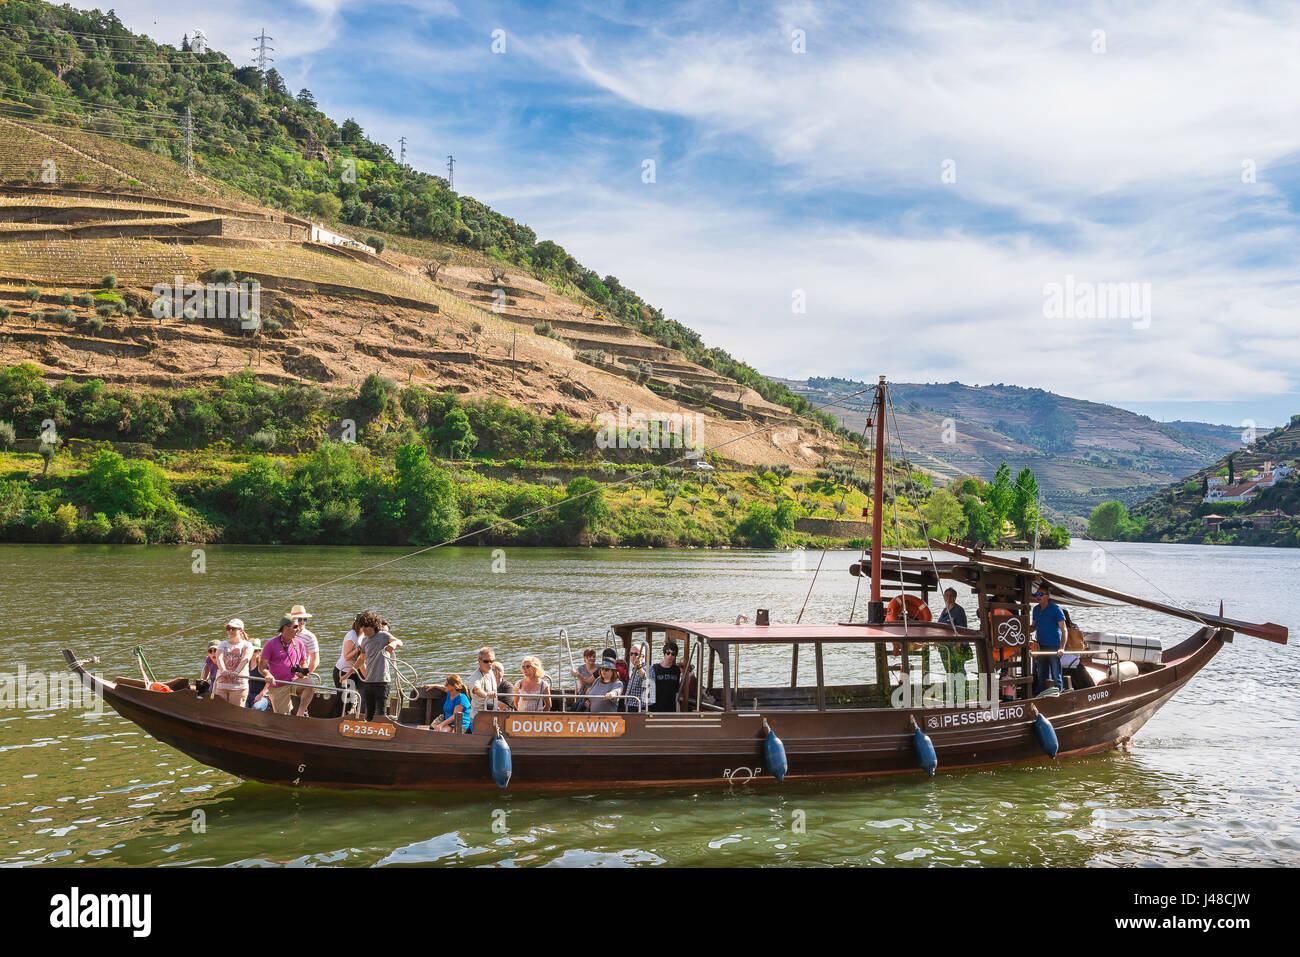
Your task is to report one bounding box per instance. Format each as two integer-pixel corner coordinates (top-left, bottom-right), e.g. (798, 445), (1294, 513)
(664, 650), (677, 656)
(522, 663), (535, 670)
(480, 657), (494, 663)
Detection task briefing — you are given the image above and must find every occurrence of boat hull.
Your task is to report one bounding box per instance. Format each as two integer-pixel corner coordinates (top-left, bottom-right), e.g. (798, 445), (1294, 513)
(63, 630), (1225, 792)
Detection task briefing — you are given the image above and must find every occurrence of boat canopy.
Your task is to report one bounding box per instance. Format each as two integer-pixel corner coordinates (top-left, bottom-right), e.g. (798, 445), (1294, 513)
(612, 621), (982, 644)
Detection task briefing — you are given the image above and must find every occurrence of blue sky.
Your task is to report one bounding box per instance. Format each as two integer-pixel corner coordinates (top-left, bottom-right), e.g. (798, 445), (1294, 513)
(118, 0), (1300, 426)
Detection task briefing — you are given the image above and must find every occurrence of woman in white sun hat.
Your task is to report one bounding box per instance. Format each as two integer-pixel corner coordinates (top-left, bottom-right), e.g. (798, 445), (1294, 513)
(212, 619), (254, 707)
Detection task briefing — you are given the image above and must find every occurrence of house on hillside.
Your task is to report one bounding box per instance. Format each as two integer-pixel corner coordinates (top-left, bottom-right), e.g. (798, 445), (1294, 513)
(1201, 514), (1227, 532)
(1203, 481), (1261, 504)
(1253, 463), (1293, 488)
(1244, 509), (1290, 531)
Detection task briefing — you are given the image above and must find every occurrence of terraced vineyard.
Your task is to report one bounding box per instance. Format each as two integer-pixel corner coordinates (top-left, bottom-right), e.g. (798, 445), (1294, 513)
(0, 237), (193, 285)
(0, 115), (253, 204)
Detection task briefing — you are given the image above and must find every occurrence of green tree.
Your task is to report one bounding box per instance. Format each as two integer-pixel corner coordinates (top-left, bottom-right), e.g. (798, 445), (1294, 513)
(962, 496), (995, 546)
(306, 191), (342, 222)
(1088, 501), (1134, 541)
(987, 461), (1013, 531)
(392, 443), (459, 544)
(922, 487), (965, 540)
(83, 449), (173, 517)
(432, 407), (477, 458)
(223, 456), (290, 541)
(555, 476), (608, 544)
(1010, 466), (1039, 538)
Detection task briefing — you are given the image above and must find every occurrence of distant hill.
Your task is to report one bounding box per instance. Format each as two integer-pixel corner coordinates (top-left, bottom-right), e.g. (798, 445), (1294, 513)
(1128, 416), (1300, 546)
(773, 377), (1245, 524)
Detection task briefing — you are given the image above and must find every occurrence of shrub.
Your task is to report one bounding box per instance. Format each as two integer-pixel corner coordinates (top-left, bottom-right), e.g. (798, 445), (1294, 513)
(211, 268), (237, 283)
(59, 291), (74, 306)
(110, 511), (147, 544)
(261, 317), (282, 334)
(249, 430), (277, 450)
(123, 305), (138, 318)
(86, 316), (105, 334)
(367, 236), (386, 254)
(53, 502), (79, 541)
(76, 293), (95, 308)
(95, 304), (114, 318)
(0, 420), (14, 447)
(23, 287), (40, 302)
(82, 511), (112, 541)
(358, 372), (396, 416)
(533, 321), (553, 337)
(55, 308), (77, 326)
(102, 274), (117, 289)
(29, 310), (45, 323)
(0, 306), (10, 320)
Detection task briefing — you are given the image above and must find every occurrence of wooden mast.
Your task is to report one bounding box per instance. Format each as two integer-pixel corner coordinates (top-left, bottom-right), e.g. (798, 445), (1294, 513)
(868, 374), (887, 624)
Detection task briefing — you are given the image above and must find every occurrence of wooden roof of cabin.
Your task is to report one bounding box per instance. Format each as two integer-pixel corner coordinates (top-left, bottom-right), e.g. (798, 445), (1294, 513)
(612, 621), (983, 643)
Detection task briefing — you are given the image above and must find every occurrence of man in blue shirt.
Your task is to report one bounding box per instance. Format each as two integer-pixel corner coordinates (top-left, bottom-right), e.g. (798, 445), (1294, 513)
(1030, 583), (1068, 695)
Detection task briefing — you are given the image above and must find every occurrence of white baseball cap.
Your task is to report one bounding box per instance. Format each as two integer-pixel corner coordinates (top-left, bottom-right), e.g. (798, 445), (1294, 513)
(226, 618), (245, 630)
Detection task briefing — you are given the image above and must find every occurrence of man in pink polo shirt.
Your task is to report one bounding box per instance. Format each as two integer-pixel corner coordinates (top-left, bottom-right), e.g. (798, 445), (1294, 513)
(259, 616), (306, 715)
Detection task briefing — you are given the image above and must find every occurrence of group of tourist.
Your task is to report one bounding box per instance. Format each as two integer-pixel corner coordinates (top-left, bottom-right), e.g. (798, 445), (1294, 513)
(201, 607), (689, 730)
(202, 605), (402, 721)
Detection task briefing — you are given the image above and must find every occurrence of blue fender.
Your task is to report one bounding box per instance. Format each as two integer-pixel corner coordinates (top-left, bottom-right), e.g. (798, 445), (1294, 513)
(489, 731), (512, 789)
(763, 722), (788, 782)
(912, 722), (938, 776)
(1033, 709), (1059, 759)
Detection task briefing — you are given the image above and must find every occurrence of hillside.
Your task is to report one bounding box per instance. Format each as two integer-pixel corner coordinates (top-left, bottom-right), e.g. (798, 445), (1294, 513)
(0, 2), (861, 470)
(1127, 416), (1300, 546)
(0, 1), (840, 442)
(775, 376), (1244, 525)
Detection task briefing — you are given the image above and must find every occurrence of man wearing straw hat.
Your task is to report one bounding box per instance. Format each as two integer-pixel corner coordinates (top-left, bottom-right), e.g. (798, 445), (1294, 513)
(260, 616), (307, 715)
(286, 604), (320, 717)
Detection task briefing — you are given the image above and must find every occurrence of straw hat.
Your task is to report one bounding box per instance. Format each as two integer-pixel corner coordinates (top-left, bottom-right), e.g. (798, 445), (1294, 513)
(287, 604), (313, 619)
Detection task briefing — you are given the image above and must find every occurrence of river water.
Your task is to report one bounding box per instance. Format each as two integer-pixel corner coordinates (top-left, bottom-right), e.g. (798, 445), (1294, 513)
(1, 542), (1296, 867)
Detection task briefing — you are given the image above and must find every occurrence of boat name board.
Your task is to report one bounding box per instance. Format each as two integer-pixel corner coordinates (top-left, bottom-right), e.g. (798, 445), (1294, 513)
(505, 715), (625, 738)
(339, 720), (396, 739)
(925, 704), (1025, 731)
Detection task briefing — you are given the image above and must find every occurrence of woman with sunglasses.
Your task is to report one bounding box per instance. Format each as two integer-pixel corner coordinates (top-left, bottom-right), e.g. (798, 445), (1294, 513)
(513, 656), (551, 712)
(211, 619), (254, 707)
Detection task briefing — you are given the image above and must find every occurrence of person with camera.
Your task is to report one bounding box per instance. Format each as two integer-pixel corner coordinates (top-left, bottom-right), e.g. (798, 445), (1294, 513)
(259, 615), (309, 715)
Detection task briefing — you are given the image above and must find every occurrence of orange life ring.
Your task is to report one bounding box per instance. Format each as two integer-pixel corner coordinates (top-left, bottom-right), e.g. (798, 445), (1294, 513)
(148, 681), (174, 693)
(885, 594), (932, 623)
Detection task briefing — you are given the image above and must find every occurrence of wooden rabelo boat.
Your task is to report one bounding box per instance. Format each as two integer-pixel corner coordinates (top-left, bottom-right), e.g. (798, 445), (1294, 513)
(63, 378), (1288, 791)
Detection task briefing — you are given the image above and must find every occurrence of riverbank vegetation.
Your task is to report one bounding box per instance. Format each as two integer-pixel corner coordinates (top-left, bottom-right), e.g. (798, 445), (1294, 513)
(0, 364), (1049, 549)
